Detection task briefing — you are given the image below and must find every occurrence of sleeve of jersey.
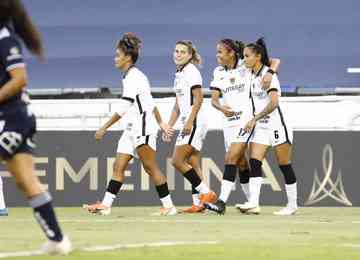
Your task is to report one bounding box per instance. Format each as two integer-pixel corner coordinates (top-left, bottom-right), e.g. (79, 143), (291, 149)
(0, 37), (25, 71)
(118, 79), (137, 115)
(267, 75), (281, 94)
(209, 69), (221, 92)
(187, 67), (202, 91)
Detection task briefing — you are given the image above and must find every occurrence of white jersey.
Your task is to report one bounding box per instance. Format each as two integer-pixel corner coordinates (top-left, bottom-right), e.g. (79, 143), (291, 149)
(174, 63), (206, 126)
(250, 65), (289, 129)
(210, 60), (253, 128)
(120, 66), (158, 136)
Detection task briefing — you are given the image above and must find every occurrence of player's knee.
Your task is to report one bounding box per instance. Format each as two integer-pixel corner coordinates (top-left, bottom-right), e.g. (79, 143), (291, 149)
(171, 157), (183, 170)
(225, 152), (238, 164)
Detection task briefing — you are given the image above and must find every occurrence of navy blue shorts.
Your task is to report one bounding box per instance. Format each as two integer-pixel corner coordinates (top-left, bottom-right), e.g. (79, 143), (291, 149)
(0, 106), (36, 160)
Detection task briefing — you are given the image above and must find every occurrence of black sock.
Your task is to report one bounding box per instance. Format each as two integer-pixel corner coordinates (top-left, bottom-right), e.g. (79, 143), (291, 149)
(183, 168), (202, 188)
(106, 179), (123, 195)
(192, 186), (199, 195)
(155, 183), (170, 199)
(279, 164), (297, 184)
(30, 192), (63, 242)
(223, 164), (237, 182)
(239, 168), (250, 184)
(249, 159), (263, 178)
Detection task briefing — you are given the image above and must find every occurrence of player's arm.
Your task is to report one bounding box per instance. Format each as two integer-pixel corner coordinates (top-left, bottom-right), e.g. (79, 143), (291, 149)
(261, 57), (281, 90)
(211, 88), (235, 117)
(244, 90), (279, 133)
(153, 106), (174, 136)
(183, 86), (203, 135)
(167, 99), (180, 127)
(0, 67), (27, 103)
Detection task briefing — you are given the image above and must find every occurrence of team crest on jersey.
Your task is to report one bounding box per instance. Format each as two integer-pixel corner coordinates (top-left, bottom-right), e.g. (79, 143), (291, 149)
(10, 47), (20, 55)
(230, 78), (235, 84)
(7, 47), (22, 61)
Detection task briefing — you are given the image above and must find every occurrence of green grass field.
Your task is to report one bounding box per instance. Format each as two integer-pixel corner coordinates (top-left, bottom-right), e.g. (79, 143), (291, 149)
(0, 207), (359, 260)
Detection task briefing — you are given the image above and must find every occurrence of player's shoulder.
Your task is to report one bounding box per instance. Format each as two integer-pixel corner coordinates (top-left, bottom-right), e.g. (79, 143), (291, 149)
(127, 67), (148, 82)
(0, 27), (20, 47)
(183, 63), (201, 76)
(213, 65), (225, 76)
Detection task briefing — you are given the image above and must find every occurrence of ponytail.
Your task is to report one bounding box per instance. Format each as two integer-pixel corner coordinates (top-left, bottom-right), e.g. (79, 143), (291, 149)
(246, 37), (270, 66)
(0, 0), (44, 59)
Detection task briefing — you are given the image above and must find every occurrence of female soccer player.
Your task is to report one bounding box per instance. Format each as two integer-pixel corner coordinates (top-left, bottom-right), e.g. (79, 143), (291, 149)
(0, 0), (71, 254)
(239, 38), (298, 216)
(163, 40), (217, 212)
(83, 33), (177, 216)
(205, 38), (280, 215)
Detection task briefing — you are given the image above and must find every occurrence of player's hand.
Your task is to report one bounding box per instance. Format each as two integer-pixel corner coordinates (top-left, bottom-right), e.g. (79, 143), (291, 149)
(244, 118), (256, 133)
(162, 132), (172, 142)
(221, 105), (236, 117)
(181, 121), (193, 136)
(160, 122), (174, 137)
(95, 127), (106, 140)
(261, 72), (273, 90)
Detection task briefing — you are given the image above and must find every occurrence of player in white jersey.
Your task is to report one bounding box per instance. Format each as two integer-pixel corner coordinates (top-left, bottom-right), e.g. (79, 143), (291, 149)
(238, 38), (298, 216)
(163, 41), (217, 213)
(205, 39), (280, 214)
(83, 33), (177, 216)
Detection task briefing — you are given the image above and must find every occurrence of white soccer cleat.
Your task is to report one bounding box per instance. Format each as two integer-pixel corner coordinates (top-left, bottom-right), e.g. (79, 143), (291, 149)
(236, 202), (261, 215)
(273, 206), (298, 216)
(41, 235), (72, 255)
(151, 207), (177, 216)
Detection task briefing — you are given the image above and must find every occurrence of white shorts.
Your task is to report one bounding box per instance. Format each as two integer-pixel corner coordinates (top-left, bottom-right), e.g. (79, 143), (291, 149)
(116, 131), (157, 158)
(223, 125), (253, 152)
(176, 123), (208, 151)
(250, 124), (293, 147)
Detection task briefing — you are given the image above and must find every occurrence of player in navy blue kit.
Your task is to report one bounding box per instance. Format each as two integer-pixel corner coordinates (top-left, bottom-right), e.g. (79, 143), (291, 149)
(0, 0), (71, 254)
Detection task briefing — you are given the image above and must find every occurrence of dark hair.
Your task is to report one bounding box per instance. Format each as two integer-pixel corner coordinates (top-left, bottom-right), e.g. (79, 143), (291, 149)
(0, 0), (44, 59)
(245, 37), (270, 66)
(176, 40), (202, 66)
(219, 39), (245, 60)
(117, 32), (142, 64)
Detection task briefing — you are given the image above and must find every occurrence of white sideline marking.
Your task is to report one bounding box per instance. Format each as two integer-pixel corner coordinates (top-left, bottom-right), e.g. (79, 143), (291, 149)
(0, 241), (218, 258)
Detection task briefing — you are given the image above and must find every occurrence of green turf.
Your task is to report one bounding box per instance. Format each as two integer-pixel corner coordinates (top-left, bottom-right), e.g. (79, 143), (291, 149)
(0, 207), (360, 259)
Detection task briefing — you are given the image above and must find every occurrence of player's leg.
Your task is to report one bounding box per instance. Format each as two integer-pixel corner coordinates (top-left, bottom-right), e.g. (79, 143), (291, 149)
(0, 176), (7, 216)
(273, 142), (298, 215)
(172, 144), (216, 205)
(181, 150), (204, 213)
(137, 137), (176, 216)
(205, 142), (247, 214)
(6, 153), (71, 254)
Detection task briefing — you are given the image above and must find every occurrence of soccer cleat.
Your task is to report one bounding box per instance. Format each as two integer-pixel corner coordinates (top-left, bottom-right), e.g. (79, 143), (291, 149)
(199, 191), (217, 205)
(236, 202), (261, 215)
(204, 199), (226, 215)
(273, 206), (298, 216)
(152, 207), (177, 216)
(0, 208), (8, 216)
(41, 235), (72, 255)
(82, 201), (111, 216)
(180, 204), (205, 214)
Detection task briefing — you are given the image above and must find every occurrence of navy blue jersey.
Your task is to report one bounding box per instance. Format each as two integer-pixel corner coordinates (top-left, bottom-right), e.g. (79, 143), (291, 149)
(0, 26), (36, 159)
(0, 26), (27, 113)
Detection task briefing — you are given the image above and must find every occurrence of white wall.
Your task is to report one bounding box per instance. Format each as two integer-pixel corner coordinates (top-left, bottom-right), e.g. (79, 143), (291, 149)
(30, 96), (360, 131)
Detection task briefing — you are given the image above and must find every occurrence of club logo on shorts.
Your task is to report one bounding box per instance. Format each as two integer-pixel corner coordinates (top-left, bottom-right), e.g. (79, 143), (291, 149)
(305, 144), (352, 206)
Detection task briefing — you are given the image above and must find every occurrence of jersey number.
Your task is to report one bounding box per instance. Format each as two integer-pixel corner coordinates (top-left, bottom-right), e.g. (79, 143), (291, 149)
(274, 130), (279, 140)
(238, 128), (247, 137)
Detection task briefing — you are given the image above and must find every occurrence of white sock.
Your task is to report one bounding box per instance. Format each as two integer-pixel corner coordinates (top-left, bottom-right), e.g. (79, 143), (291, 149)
(241, 183), (250, 201)
(249, 177), (263, 206)
(285, 183), (298, 208)
(192, 194), (201, 206)
(219, 180), (234, 203)
(160, 194), (174, 208)
(195, 182), (210, 194)
(0, 177), (5, 209)
(102, 191), (116, 208)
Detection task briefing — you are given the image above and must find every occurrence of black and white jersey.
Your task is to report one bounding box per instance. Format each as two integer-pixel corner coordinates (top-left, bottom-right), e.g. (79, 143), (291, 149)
(174, 63), (206, 126)
(250, 65), (287, 129)
(210, 59), (253, 128)
(119, 66), (158, 136)
(0, 26), (27, 112)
